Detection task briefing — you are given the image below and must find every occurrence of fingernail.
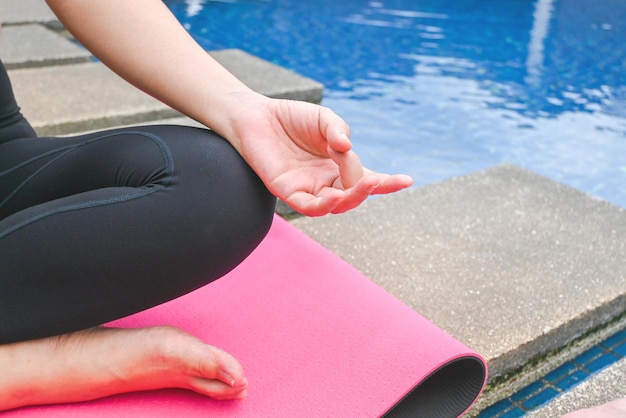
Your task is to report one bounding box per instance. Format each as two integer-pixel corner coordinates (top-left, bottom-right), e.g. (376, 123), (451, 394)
(218, 370), (236, 387)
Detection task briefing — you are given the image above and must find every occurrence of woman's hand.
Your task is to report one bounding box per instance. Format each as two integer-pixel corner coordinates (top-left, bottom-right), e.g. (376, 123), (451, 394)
(227, 93), (414, 216)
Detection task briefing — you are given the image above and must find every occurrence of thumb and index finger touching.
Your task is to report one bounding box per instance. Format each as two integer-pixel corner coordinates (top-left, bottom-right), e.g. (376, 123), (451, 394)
(319, 106), (378, 190)
(288, 104), (413, 216)
(319, 106), (415, 193)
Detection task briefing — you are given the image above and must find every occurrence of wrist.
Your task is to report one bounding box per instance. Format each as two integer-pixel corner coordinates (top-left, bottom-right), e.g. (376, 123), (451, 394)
(200, 90), (272, 154)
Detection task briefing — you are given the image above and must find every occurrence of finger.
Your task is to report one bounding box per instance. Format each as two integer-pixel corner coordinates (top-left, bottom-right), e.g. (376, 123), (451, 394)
(327, 148), (364, 189)
(319, 106), (352, 153)
(330, 174), (379, 214)
(370, 173), (414, 195)
(285, 187), (345, 217)
(331, 173), (413, 213)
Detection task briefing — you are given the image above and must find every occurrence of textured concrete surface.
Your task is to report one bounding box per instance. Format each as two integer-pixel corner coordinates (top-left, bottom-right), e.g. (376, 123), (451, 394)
(211, 49), (323, 104)
(292, 165), (626, 379)
(0, 24), (91, 68)
(5, 49), (323, 136)
(0, 0), (57, 24)
(7, 62), (177, 135)
(527, 358), (626, 417)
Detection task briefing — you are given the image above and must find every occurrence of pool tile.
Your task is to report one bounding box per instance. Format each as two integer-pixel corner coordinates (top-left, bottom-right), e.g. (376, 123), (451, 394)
(510, 380), (544, 402)
(614, 341), (626, 356)
(521, 387), (560, 410)
(602, 330), (626, 349)
(545, 362), (576, 382)
(479, 327), (626, 416)
(586, 352), (620, 373)
(574, 346), (604, 366)
(554, 369), (587, 391)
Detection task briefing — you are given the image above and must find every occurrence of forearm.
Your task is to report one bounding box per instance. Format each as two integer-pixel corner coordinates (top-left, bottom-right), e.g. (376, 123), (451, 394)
(44, 1), (413, 216)
(45, 0), (259, 149)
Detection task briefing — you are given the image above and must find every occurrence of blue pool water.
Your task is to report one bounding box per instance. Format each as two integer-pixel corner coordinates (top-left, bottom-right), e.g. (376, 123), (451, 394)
(163, 0), (626, 209)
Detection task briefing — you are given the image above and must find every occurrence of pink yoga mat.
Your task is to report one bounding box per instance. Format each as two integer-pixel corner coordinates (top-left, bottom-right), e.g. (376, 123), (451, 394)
(9, 215), (486, 417)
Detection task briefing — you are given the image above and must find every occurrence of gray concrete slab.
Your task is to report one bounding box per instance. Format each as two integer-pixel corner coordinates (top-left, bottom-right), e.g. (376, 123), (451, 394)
(291, 165), (626, 380)
(0, 24), (92, 69)
(8, 62), (177, 136)
(527, 358), (626, 417)
(8, 49), (323, 135)
(210, 49), (323, 104)
(0, 0), (57, 24)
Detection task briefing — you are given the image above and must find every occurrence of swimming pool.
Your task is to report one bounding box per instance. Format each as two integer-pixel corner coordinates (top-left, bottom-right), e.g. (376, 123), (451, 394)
(164, 0), (626, 208)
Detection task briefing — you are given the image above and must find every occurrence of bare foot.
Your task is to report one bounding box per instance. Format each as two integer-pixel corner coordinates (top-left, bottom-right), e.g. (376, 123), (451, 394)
(0, 326), (248, 411)
(562, 398), (626, 417)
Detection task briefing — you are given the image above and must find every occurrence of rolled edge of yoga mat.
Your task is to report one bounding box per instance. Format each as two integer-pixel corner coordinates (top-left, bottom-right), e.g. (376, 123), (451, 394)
(384, 355), (487, 417)
(7, 215), (487, 417)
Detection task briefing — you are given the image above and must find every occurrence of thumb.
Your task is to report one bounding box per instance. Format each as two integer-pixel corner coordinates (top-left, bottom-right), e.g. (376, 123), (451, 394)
(328, 147), (364, 189)
(319, 106), (352, 153)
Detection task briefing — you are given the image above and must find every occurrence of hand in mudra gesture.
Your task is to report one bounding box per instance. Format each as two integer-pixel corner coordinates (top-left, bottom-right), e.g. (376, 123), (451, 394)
(229, 94), (414, 216)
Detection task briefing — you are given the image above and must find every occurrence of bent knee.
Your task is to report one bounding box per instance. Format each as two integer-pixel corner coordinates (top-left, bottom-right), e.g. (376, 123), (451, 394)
(147, 126), (276, 269)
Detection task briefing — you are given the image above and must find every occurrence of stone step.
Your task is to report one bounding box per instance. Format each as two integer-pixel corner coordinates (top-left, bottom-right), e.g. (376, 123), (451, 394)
(292, 165), (626, 386)
(7, 61), (176, 136)
(0, 0), (58, 25)
(5, 49), (323, 136)
(0, 24), (92, 69)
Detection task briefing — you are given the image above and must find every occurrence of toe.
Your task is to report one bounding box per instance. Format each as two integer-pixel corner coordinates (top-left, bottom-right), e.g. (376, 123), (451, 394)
(189, 376), (249, 400)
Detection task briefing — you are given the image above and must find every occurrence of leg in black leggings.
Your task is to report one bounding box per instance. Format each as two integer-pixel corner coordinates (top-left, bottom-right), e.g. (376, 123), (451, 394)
(0, 126), (276, 344)
(0, 61), (276, 344)
(0, 59), (37, 143)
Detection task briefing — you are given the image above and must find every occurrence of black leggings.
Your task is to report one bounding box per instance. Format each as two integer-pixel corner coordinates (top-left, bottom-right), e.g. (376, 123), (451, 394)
(0, 62), (276, 344)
